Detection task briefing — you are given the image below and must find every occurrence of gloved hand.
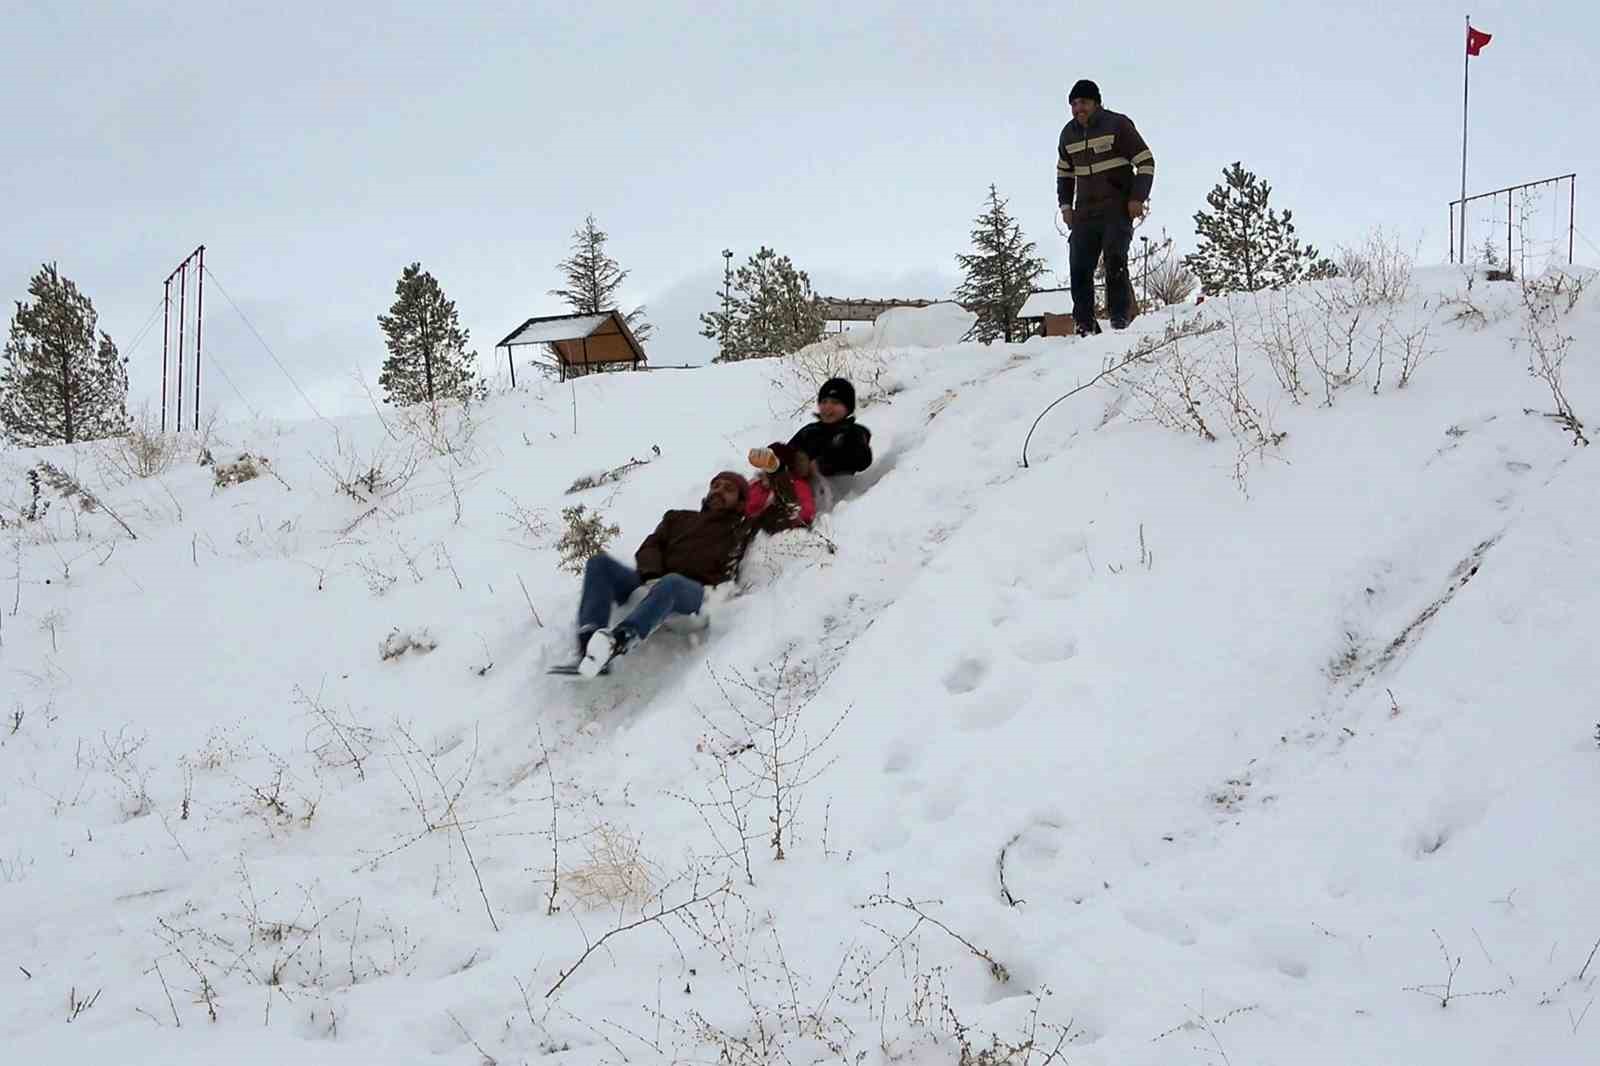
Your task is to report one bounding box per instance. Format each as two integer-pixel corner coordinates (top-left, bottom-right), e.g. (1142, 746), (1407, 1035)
(748, 447), (780, 473)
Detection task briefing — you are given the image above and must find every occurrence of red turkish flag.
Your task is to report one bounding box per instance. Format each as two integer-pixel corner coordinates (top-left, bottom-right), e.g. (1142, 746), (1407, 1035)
(1467, 26), (1492, 56)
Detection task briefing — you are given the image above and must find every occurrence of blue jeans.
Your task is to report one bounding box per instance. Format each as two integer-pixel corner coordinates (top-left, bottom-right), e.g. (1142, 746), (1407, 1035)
(578, 553), (705, 640)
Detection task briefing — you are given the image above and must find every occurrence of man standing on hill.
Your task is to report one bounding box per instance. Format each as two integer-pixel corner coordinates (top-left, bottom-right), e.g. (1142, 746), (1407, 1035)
(1056, 79), (1156, 335)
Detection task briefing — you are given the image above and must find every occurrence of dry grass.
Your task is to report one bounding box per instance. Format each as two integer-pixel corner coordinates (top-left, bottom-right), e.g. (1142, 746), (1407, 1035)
(561, 822), (660, 910)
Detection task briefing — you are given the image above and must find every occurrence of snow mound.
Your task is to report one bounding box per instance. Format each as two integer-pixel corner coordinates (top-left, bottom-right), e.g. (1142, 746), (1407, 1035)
(859, 301), (975, 348)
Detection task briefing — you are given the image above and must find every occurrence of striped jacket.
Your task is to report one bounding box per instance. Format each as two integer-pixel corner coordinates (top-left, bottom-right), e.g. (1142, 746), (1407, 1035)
(1056, 108), (1155, 213)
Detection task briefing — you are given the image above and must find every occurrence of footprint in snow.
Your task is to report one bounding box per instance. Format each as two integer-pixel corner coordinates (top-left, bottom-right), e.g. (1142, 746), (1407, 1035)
(1008, 631), (1079, 665)
(883, 741), (919, 774)
(957, 695), (1023, 732)
(942, 657), (989, 695)
(1121, 905), (1198, 947)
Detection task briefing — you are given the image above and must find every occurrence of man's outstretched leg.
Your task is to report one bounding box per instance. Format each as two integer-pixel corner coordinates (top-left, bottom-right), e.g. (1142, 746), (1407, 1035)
(580, 574), (706, 677)
(576, 553), (641, 660)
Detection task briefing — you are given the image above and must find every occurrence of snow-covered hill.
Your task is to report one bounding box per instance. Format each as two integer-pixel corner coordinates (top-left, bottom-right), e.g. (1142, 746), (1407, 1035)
(3, 264), (1597, 1066)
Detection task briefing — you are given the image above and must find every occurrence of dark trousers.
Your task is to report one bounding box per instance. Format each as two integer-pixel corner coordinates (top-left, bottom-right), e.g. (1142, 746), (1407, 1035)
(1068, 209), (1135, 330)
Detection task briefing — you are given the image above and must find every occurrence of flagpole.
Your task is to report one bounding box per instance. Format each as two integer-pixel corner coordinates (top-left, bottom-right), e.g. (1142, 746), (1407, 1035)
(1460, 14), (1470, 261)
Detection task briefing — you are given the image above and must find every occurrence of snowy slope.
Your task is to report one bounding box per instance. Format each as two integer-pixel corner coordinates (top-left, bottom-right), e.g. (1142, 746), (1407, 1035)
(2, 265), (1598, 1066)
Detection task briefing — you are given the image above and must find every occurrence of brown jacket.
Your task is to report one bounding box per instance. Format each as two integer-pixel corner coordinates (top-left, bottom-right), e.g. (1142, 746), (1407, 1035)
(634, 475), (805, 587)
(1056, 108), (1155, 214)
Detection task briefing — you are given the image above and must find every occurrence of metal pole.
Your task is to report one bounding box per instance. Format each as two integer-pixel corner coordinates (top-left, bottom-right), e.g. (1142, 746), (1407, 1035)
(1449, 203), (1456, 263)
(1460, 15), (1471, 262)
(176, 264), (188, 432)
(1570, 176), (1577, 264)
(161, 278), (171, 432)
(720, 249), (733, 361)
(194, 246), (204, 431)
(1506, 194), (1512, 275)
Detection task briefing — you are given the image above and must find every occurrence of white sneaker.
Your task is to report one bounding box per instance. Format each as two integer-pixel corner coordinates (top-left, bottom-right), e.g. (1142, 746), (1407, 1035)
(578, 628), (630, 678)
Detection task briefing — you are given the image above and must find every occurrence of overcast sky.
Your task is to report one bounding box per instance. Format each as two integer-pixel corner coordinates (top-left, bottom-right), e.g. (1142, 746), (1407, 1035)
(4, 0), (1595, 423)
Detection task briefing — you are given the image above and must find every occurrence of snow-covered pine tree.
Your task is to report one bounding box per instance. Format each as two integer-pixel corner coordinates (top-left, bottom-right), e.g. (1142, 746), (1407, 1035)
(698, 247), (824, 361)
(953, 185), (1047, 343)
(377, 263), (482, 405)
(550, 214), (653, 345)
(1184, 163), (1338, 295)
(1, 263), (129, 445)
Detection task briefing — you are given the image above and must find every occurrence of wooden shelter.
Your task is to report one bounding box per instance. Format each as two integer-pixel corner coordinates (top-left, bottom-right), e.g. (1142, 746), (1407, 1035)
(1017, 288), (1077, 337)
(496, 310), (647, 384)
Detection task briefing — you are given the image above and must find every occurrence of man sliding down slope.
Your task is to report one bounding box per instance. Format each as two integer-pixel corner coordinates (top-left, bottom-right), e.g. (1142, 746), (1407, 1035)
(564, 466), (810, 678)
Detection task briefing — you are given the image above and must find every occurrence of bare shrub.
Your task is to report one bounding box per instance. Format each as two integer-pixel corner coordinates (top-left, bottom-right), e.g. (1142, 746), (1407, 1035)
(679, 652), (850, 884)
(566, 445), (661, 494)
(500, 492), (550, 544)
(556, 504), (620, 575)
(1518, 270), (1592, 445)
(1257, 291), (1313, 402)
(33, 461), (138, 539)
(369, 723), (498, 931)
(103, 403), (180, 480)
(771, 335), (891, 418)
(1337, 244), (1371, 282)
(296, 684), (375, 780)
(1145, 256), (1198, 307)
(98, 726), (154, 819)
(561, 822), (660, 910)
(1021, 313), (1224, 468)
(1394, 320), (1435, 389)
(1104, 311), (1285, 494)
(1403, 929), (1508, 1008)
(545, 867), (731, 998)
(213, 452), (263, 488)
(153, 862), (419, 1026)
(395, 397), (484, 462)
(315, 434), (424, 506)
(1123, 341), (1217, 441)
(1333, 228), (1413, 303)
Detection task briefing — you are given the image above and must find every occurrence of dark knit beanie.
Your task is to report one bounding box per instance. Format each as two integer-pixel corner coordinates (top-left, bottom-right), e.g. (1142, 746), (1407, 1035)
(1068, 79), (1101, 104)
(817, 377), (856, 414)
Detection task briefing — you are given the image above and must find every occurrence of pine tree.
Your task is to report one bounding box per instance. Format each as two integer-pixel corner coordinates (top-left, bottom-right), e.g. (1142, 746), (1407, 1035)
(377, 263), (482, 405)
(698, 247), (824, 361)
(953, 185), (1048, 343)
(1184, 162), (1337, 295)
(1, 263), (129, 445)
(550, 214), (653, 344)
